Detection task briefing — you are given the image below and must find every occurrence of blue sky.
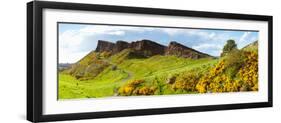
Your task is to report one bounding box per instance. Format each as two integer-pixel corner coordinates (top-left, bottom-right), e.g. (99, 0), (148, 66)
(59, 23), (258, 63)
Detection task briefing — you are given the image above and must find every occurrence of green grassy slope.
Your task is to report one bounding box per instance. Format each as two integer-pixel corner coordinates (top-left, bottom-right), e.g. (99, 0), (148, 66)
(194, 41), (258, 93)
(63, 51), (110, 80)
(59, 49), (217, 99)
(242, 41), (258, 52)
(59, 67), (129, 99)
(59, 41), (258, 99)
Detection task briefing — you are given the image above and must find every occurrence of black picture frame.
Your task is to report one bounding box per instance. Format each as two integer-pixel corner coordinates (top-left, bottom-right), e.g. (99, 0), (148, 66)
(27, 1), (273, 122)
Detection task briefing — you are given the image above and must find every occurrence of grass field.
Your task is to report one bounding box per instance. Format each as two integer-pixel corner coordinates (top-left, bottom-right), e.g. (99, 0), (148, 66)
(59, 68), (128, 99)
(59, 41), (258, 99)
(59, 51), (217, 99)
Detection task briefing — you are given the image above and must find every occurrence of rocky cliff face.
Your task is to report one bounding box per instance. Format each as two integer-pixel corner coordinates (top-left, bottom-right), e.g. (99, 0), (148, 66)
(129, 39), (166, 57)
(95, 40), (212, 59)
(95, 40), (115, 52)
(113, 40), (130, 53)
(95, 39), (166, 57)
(165, 41), (212, 59)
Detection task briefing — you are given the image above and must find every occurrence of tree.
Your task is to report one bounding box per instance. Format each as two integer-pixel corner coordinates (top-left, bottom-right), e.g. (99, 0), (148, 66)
(221, 39), (237, 57)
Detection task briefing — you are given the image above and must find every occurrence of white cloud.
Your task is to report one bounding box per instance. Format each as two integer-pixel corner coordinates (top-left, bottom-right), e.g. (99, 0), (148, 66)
(193, 43), (222, 50)
(59, 25), (157, 63)
(108, 30), (125, 36)
(59, 24), (254, 62)
(59, 25), (155, 48)
(162, 28), (200, 36)
(162, 29), (223, 43)
(250, 36), (258, 42)
(59, 50), (89, 63)
(192, 43), (222, 56)
(239, 32), (251, 42)
(209, 32), (216, 38)
(59, 30), (84, 48)
(162, 28), (184, 36)
(80, 26), (137, 35)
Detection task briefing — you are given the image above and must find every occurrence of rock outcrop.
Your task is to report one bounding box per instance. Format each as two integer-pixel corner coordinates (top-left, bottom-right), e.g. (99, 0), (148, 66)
(95, 39), (166, 57)
(129, 39), (166, 57)
(95, 39), (213, 59)
(95, 40), (115, 52)
(165, 41), (212, 59)
(113, 40), (130, 53)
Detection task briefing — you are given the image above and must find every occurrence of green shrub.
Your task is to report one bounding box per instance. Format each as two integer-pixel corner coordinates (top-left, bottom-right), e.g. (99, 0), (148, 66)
(221, 39), (238, 57)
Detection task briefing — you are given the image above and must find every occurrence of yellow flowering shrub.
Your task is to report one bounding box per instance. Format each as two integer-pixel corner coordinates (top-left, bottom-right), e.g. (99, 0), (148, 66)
(195, 75), (209, 93)
(196, 60), (226, 93)
(237, 51), (258, 91)
(134, 86), (157, 95)
(172, 70), (202, 92)
(196, 50), (258, 93)
(118, 49), (258, 96)
(118, 79), (149, 96)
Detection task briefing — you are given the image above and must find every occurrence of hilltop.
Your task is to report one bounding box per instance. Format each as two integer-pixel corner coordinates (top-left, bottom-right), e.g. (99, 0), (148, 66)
(63, 39), (214, 80)
(95, 39), (213, 58)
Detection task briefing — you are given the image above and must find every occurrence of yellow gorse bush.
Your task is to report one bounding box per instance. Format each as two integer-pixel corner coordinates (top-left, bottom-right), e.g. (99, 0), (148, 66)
(196, 50), (258, 93)
(237, 51), (258, 91)
(118, 47), (258, 96)
(196, 60), (226, 93)
(118, 79), (156, 96)
(172, 70), (201, 92)
(135, 86), (156, 95)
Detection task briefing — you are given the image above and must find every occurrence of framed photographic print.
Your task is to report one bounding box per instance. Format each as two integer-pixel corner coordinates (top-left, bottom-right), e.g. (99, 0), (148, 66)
(27, 1), (273, 122)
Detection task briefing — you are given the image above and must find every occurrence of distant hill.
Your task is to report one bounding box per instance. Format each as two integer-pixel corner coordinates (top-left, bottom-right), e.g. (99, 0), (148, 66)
(58, 63), (73, 71)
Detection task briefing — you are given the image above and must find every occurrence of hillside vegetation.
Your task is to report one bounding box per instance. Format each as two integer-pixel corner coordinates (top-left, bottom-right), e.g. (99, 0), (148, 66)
(59, 40), (258, 99)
